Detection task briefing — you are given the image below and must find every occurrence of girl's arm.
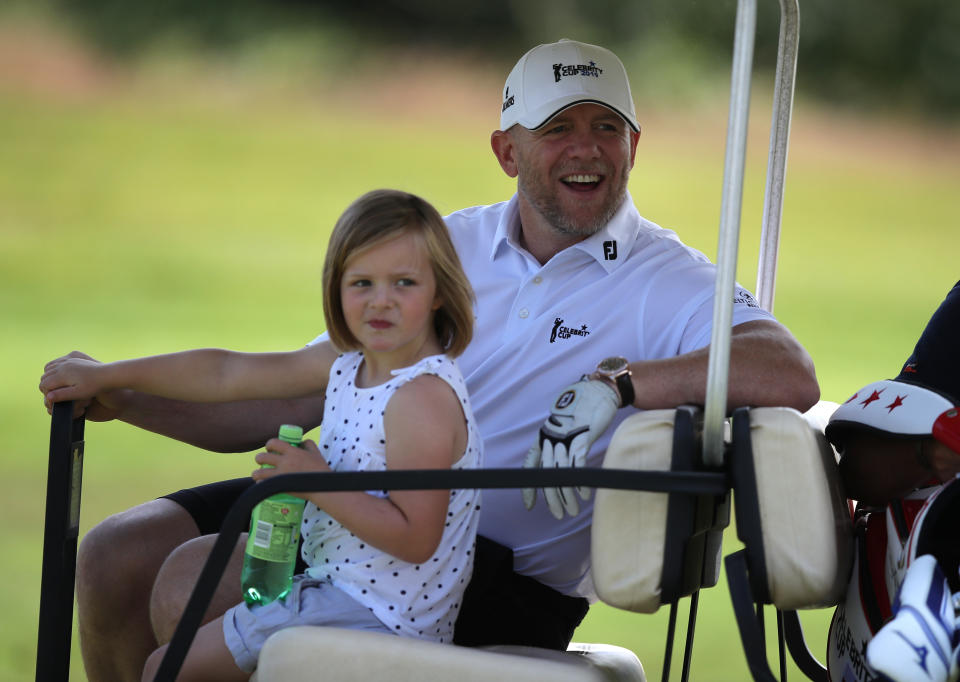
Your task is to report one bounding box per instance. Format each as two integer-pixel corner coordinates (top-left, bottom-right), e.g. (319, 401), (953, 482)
(254, 374), (468, 564)
(40, 343), (339, 406)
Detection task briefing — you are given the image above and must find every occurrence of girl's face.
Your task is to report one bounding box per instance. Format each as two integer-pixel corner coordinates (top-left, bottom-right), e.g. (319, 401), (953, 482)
(340, 231), (442, 363)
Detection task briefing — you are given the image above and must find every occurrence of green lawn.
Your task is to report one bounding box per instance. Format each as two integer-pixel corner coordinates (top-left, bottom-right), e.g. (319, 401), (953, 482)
(3, 48), (959, 681)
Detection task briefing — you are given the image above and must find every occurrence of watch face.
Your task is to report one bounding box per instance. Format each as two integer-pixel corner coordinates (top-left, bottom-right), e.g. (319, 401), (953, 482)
(598, 356), (628, 375)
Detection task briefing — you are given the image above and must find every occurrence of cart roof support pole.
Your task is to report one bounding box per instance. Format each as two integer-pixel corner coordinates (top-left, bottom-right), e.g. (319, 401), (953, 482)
(756, 0), (800, 314)
(703, 0), (757, 467)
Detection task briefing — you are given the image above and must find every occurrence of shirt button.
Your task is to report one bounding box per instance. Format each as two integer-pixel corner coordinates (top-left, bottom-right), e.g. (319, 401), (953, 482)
(533, 276), (543, 284)
(518, 308), (529, 319)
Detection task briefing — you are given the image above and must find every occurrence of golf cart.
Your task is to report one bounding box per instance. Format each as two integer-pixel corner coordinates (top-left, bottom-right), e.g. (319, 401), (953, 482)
(37, 0), (857, 679)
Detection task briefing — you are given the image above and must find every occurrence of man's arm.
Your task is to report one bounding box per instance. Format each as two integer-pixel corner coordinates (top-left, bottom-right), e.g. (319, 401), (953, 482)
(523, 319), (819, 518)
(627, 319), (820, 412)
(104, 390), (326, 453)
(42, 350), (325, 453)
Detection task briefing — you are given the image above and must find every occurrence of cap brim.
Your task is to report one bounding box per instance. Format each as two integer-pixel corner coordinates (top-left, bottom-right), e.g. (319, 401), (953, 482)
(524, 99), (640, 133)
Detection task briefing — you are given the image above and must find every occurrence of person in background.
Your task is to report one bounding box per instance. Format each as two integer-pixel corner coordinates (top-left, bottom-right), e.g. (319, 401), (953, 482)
(825, 280), (960, 682)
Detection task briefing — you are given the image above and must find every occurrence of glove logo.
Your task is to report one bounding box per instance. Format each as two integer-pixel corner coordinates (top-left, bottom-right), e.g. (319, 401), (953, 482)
(555, 389), (576, 410)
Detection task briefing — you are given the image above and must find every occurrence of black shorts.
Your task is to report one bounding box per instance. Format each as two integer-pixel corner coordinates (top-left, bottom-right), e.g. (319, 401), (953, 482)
(162, 479), (589, 650)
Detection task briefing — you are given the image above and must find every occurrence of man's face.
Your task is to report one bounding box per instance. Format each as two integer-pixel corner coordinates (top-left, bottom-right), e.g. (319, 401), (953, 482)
(506, 103), (639, 238)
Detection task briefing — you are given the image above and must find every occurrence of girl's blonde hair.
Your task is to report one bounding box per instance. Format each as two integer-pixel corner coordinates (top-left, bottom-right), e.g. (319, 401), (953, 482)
(322, 189), (475, 357)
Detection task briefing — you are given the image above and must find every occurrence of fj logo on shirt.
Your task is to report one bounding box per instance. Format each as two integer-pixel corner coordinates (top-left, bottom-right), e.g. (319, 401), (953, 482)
(603, 240), (618, 260)
(550, 317), (591, 343)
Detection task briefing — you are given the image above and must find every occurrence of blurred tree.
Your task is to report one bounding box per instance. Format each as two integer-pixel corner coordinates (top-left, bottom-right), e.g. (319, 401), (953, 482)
(51, 0), (960, 116)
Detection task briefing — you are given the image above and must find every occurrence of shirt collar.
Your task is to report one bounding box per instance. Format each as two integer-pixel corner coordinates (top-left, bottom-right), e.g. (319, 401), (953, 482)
(490, 194), (524, 261)
(490, 192), (640, 272)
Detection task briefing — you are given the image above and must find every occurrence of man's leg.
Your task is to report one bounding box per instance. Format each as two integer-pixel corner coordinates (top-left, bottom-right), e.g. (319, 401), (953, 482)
(150, 534), (247, 645)
(453, 536), (589, 650)
(76, 498), (200, 682)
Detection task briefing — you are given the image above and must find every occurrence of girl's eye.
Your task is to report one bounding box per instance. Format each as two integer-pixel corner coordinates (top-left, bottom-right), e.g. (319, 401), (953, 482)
(350, 279), (371, 288)
(396, 278), (416, 287)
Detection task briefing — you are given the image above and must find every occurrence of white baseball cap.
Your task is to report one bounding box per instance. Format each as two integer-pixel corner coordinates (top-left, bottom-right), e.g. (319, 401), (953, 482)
(499, 39), (640, 133)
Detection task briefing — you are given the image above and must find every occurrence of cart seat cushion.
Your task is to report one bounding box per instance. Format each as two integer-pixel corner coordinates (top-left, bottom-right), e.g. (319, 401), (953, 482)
(591, 410), (675, 613)
(734, 404), (854, 610)
(252, 627), (645, 682)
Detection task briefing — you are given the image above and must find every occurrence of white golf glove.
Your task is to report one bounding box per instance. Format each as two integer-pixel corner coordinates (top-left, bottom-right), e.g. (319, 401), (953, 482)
(522, 378), (620, 519)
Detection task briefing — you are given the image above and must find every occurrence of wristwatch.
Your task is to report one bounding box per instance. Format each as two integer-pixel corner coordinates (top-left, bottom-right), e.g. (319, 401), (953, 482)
(594, 356), (634, 408)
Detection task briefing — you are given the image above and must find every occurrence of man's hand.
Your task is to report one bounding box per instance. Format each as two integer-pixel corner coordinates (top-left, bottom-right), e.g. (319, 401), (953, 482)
(522, 378), (620, 519)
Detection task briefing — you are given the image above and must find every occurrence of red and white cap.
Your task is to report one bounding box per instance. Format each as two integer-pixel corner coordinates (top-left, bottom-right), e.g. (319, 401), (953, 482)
(499, 39), (640, 133)
(826, 379), (960, 452)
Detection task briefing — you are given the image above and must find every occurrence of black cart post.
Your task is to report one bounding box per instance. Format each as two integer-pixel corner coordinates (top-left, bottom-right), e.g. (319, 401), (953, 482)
(37, 401), (85, 682)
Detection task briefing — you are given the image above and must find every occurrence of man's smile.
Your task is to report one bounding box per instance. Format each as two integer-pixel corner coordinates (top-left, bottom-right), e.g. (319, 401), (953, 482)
(560, 173), (603, 190)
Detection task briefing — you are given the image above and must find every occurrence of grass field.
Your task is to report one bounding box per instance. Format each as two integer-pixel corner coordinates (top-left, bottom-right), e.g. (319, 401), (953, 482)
(3, 20), (960, 681)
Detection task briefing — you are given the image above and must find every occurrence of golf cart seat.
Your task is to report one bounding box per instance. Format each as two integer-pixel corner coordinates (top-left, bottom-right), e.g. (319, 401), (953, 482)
(253, 405), (728, 681)
(725, 403), (855, 681)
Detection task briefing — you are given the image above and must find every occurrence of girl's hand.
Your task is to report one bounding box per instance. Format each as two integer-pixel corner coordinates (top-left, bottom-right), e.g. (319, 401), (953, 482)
(251, 438), (331, 493)
(39, 354), (108, 408)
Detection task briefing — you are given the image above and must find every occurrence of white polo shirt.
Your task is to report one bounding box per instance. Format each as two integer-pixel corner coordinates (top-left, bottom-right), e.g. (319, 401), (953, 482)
(444, 192), (774, 599)
(313, 192), (774, 599)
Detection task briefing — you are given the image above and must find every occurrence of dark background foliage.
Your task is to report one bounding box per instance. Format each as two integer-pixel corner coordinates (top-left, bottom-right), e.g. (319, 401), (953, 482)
(54, 0), (960, 117)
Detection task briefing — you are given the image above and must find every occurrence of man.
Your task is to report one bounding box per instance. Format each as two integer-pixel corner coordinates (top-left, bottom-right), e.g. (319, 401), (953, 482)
(825, 281), (960, 682)
(56, 39), (819, 681)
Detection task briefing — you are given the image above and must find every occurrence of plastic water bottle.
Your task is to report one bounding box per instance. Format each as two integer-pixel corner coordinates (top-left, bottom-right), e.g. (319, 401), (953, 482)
(240, 424), (306, 607)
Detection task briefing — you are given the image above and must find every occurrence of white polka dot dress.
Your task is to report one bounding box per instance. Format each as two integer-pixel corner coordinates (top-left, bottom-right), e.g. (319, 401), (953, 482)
(302, 352), (482, 643)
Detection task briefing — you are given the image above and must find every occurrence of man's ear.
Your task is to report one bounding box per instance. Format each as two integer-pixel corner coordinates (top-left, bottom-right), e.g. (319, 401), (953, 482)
(627, 129), (640, 170)
(490, 129), (519, 178)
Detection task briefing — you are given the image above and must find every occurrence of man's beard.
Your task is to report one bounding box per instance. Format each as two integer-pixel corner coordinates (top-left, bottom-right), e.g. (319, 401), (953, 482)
(517, 165), (629, 238)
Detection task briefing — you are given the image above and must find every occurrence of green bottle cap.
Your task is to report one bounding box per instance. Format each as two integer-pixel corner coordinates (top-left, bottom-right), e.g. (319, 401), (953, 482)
(278, 424), (303, 444)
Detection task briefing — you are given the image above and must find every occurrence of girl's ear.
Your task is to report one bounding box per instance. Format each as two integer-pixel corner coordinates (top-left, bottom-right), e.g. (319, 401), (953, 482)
(432, 296), (443, 311)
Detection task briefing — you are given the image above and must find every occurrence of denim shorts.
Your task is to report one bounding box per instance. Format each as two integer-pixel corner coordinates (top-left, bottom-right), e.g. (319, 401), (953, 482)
(223, 575), (394, 672)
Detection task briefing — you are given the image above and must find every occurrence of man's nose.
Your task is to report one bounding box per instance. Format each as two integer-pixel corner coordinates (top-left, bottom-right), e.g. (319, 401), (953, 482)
(564, 129), (602, 159)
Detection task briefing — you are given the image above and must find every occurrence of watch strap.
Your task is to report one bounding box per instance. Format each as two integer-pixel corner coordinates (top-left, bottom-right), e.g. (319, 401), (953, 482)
(614, 371), (634, 408)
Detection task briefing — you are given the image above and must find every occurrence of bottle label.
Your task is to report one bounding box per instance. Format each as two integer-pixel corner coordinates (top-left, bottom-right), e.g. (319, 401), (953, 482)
(245, 498), (301, 562)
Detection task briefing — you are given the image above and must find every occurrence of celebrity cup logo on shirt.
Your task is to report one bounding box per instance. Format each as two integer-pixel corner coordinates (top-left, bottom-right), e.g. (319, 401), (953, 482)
(550, 318), (591, 344)
(733, 287), (761, 309)
(552, 61), (603, 82)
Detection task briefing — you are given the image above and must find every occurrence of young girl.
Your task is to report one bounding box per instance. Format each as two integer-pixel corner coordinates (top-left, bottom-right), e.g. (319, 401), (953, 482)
(40, 189), (482, 681)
